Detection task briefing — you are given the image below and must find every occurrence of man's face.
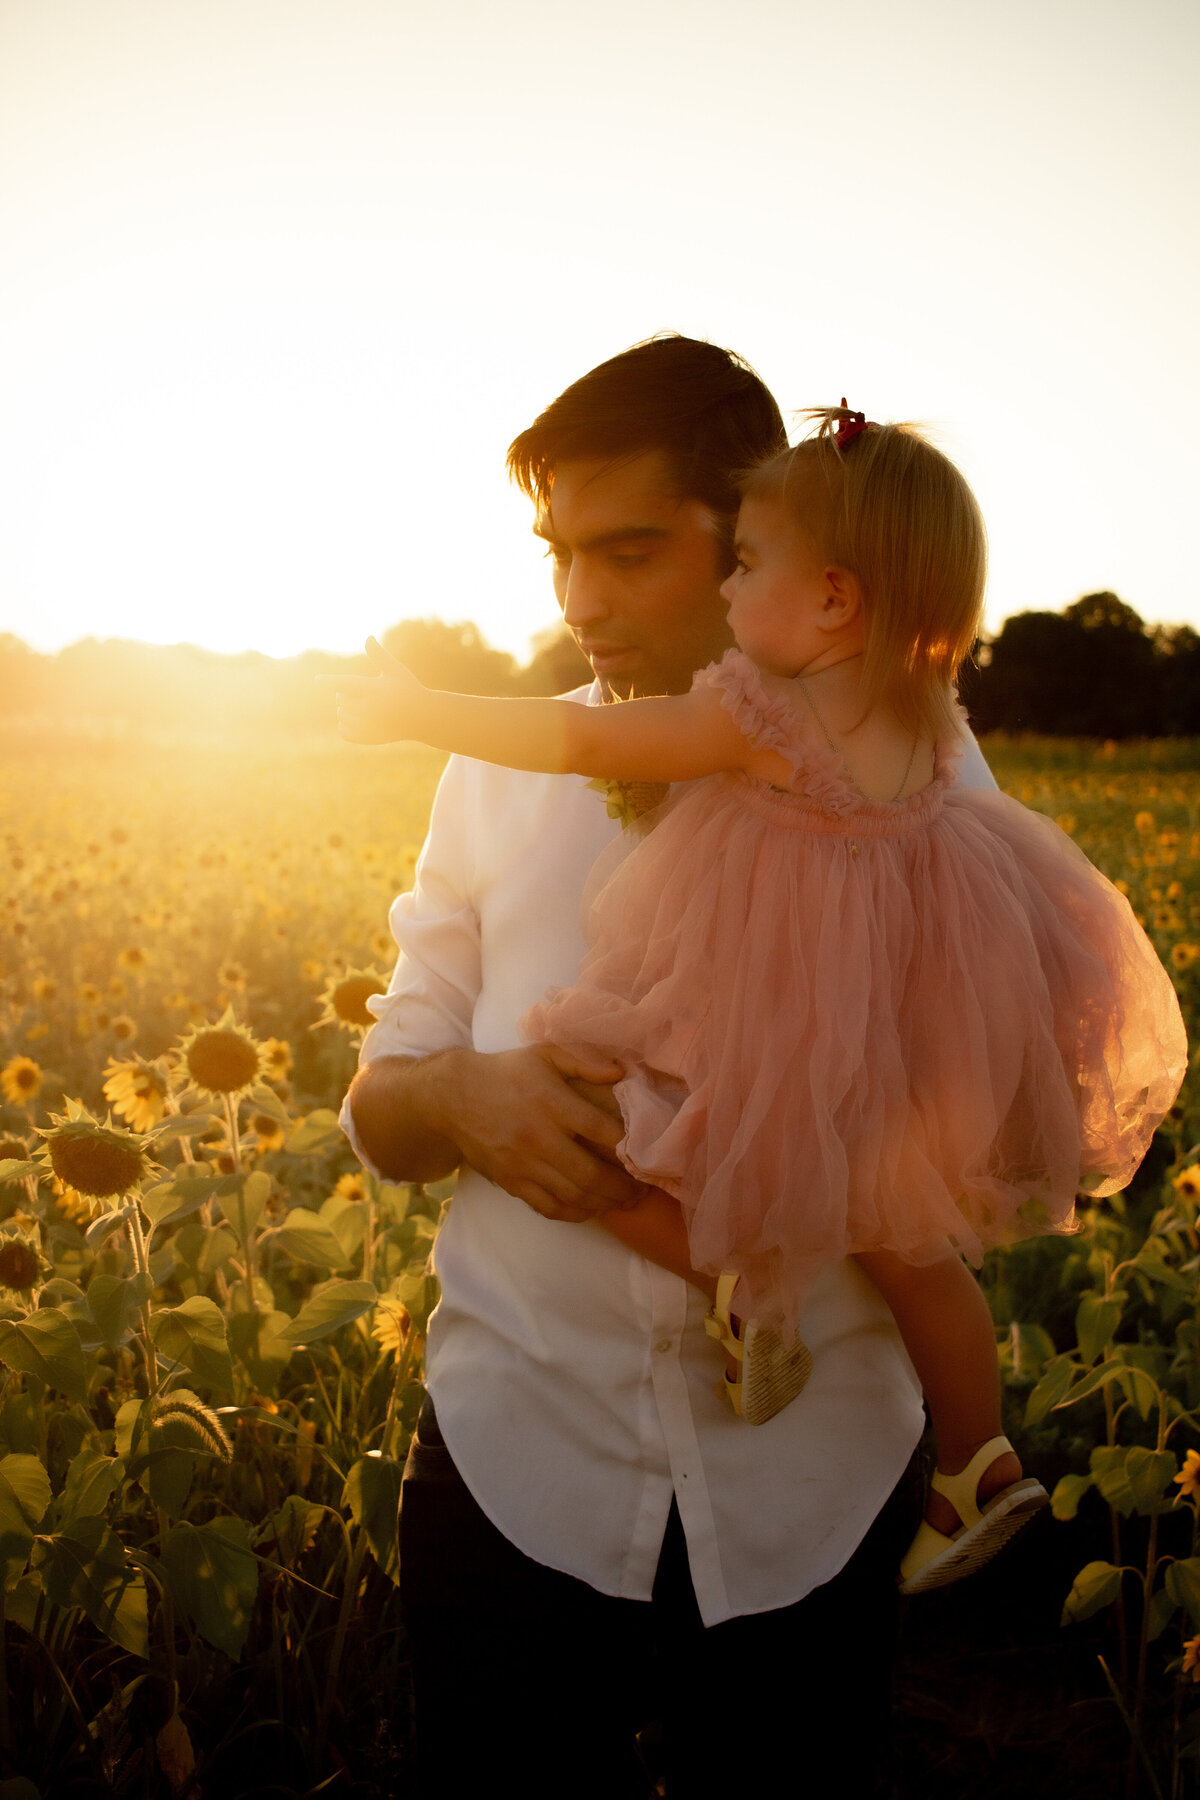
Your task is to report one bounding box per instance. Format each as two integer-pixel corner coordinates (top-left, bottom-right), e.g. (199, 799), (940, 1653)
(534, 451), (734, 696)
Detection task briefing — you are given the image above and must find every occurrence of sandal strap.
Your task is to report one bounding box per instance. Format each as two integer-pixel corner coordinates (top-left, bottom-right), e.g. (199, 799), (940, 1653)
(929, 1436), (1013, 1531)
(703, 1272), (745, 1359)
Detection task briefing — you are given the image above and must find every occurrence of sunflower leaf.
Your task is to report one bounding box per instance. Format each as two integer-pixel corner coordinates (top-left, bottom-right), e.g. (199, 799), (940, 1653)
(0, 1309), (89, 1401)
(161, 1517), (258, 1659)
(150, 1297), (233, 1392)
(280, 1280), (378, 1344)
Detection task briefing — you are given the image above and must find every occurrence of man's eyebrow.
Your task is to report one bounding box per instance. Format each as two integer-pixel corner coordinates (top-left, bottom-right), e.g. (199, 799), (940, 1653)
(531, 523), (672, 551)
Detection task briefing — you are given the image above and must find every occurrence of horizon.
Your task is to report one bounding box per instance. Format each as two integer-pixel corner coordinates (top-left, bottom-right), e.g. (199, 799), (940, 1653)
(2, 1), (1196, 663)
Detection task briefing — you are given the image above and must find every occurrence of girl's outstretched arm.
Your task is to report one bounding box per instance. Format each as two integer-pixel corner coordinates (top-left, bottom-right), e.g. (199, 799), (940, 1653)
(333, 638), (790, 786)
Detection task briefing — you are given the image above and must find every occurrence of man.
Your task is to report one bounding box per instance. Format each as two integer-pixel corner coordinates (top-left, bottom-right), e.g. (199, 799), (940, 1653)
(342, 335), (998, 1797)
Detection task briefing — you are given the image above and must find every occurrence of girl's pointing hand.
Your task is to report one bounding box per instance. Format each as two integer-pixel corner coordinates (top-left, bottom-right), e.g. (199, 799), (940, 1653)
(328, 637), (427, 745)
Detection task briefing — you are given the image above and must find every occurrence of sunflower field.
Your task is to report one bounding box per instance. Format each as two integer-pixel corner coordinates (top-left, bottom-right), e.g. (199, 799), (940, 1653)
(1, 724), (1198, 1798)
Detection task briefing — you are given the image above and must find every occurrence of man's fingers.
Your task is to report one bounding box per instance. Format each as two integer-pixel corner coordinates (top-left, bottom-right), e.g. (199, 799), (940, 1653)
(543, 1043), (626, 1086)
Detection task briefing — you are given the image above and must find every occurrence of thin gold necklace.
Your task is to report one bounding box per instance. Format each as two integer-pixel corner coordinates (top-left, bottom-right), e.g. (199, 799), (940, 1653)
(796, 679), (919, 803)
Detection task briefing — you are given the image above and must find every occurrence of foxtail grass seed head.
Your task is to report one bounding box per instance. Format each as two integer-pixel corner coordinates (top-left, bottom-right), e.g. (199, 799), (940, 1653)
(149, 1389), (234, 1461)
(40, 1108), (150, 1199)
(179, 1010), (265, 1096)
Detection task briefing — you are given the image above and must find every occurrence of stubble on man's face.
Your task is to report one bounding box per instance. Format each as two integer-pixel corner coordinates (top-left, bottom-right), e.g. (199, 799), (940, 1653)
(534, 452), (734, 697)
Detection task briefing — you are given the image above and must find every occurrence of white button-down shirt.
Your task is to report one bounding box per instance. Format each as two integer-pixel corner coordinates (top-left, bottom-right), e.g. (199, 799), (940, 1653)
(342, 684), (998, 1625)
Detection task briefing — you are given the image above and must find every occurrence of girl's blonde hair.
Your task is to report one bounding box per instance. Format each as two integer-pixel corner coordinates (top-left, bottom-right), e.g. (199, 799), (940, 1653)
(740, 406), (987, 741)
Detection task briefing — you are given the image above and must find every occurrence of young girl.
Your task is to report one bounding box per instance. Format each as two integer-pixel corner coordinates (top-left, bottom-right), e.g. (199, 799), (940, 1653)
(335, 408), (1187, 1594)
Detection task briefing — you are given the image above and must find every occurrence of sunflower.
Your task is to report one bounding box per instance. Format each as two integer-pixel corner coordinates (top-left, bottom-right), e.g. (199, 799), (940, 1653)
(177, 1010), (265, 1097)
(371, 1294), (411, 1357)
(76, 982), (101, 1005)
(250, 1114), (286, 1153)
(1185, 1637), (1200, 1684)
(1174, 1165), (1200, 1203)
(1, 1056), (41, 1107)
(218, 959), (248, 990)
(0, 1223), (47, 1299)
(261, 1037), (293, 1079)
(316, 969), (386, 1032)
(31, 974), (57, 1002)
(0, 1134), (29, 1174)
(52, 1176), (98, 1225)
(1175, 1450), (1200, 1500)
(102, 1057), (170, 1132)
(335, 1170), (365, 1201)
(1172, 944), (1200, 972)
(39, 1104), (152, 1199)
(110, 1014), (138, 1044)
(116, 947), (147, 974)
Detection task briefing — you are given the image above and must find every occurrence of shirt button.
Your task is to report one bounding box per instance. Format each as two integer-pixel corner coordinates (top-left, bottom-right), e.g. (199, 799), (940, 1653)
(656, 1338), (673, 1354)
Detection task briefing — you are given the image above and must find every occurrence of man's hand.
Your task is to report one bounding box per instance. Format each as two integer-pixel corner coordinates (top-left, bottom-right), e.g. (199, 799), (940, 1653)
(329, 637), (428, 745)
(426, 1044), (647, 1222)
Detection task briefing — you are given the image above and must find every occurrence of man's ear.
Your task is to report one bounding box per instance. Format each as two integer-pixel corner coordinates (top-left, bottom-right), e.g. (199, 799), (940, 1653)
(818, 566), (864, 632)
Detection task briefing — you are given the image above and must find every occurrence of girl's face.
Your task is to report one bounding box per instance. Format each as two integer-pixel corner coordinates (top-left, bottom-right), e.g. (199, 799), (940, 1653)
(719, 497), (832, 677)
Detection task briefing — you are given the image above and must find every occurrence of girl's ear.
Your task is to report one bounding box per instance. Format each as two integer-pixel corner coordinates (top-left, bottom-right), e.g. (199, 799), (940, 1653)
(818, 566), (864, 631)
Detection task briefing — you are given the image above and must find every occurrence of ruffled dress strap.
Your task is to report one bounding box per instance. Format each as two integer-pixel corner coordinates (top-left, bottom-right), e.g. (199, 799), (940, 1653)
(692, 648), (856, 812)
(693, 647), (962, 821)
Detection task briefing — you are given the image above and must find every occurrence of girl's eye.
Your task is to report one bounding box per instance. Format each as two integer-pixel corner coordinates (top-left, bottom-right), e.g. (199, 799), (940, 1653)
(734, 557), (749, 575)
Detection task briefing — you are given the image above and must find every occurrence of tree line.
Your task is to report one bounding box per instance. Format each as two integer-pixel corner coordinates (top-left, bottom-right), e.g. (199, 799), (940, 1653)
(2, 593), (1197, 739)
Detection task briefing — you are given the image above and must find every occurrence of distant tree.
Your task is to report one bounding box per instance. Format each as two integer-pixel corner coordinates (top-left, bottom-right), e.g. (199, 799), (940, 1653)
(517, 625), (592, 695)
(380, 619), (518, 695)
(965, 593), (1160, 737)
(1152, 623), (1200, 736)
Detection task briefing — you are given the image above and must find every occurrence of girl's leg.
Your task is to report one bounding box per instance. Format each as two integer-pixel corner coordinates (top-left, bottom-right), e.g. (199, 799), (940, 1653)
(854, 1248), (1021, 1530)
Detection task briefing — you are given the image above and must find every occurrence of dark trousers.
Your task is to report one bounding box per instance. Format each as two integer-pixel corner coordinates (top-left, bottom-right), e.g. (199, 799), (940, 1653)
(400, 1396), (921, 1798)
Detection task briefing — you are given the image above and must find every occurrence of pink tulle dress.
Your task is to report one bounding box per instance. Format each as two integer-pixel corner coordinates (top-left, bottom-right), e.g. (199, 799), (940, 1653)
(523, 650), (1188, 1335)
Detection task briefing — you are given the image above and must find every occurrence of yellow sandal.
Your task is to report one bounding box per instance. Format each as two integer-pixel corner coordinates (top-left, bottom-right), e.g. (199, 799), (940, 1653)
(704, 1272), (813, 1426)
(898, 1435), (1048, 1595)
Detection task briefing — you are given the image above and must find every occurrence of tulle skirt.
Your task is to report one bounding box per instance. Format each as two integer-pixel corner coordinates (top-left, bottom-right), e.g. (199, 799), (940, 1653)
(524, 777), (1187, 1336)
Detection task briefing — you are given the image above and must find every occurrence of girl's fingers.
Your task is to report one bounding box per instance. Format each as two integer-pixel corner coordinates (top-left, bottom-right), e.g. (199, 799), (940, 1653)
(366, 636), (398, 668)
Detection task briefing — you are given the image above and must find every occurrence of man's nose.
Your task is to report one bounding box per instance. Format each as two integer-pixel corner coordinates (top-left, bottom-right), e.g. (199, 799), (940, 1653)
(559, 560), (610, 628)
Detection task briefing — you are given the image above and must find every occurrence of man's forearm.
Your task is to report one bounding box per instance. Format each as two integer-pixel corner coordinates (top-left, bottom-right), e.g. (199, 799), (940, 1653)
(346, 1052), (464, 1184)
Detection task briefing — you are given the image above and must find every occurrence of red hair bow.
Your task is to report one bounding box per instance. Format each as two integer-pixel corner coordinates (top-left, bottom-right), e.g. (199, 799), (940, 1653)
(835, 399), (870, 449)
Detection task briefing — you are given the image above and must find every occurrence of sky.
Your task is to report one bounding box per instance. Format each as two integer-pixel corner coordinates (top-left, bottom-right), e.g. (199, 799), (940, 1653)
(1, 0), (1197, 665)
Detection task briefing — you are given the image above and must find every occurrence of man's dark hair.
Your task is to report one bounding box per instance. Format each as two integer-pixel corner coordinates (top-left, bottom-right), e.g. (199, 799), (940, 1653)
(506, 334), (786, 549)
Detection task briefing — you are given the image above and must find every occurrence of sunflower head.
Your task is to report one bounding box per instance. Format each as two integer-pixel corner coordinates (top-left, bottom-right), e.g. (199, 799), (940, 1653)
(371, 1294), (412, 1358)
(0, 1221), (47, 1300)
(317, 969), (386, 1033)
(178, 1009), (265, 1097)
(261, 1037), (293, 1079)
(0, 1134), (31, 1222)
(38, 1101), (152, 1200)
(52, 1176), (99, 1226)
(102, 1056), (170, 1132)
(0, 1134), (29, 1176)
(250, 1114), (286, 1153)
(1, 1056), (41, 1108)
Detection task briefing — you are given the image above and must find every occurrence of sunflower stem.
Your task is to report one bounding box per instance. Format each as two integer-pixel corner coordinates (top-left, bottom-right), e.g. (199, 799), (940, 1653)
(124, 1199), (160, 1396)
(0, 1589), (10, 1755)
(224, 1093), (261, 1315)
(379, 1328), (421, 1462)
